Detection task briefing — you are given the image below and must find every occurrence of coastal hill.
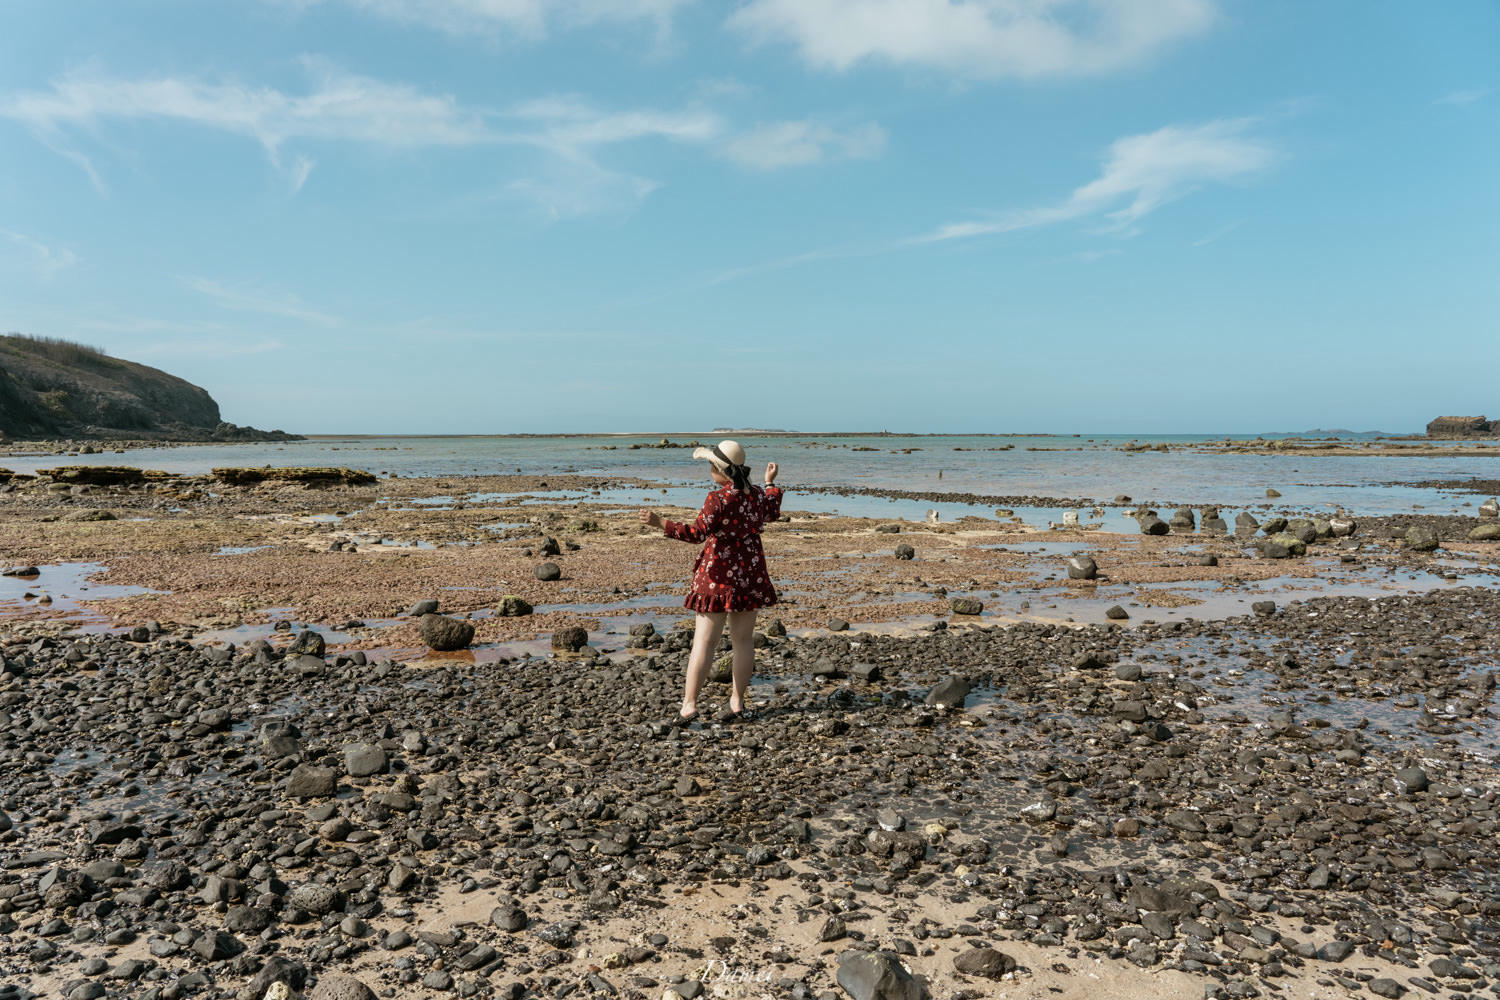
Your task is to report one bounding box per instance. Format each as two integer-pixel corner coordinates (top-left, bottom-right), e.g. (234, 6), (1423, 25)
(0, 333), (299, 442)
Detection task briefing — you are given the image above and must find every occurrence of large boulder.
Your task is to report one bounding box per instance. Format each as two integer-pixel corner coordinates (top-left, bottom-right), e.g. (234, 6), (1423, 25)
(551, 627), (588, 652)
(1480, 498), (1499, 519)
(286, 764), (338, 799)
(496, 595), (533, 616)
(1066, 555), (1098, 580)
(1135, 512), (1169, 536)
(924, 677), (971, 709)
(1169, 507), (1195, 529)
(1469, 523), (1500, 541)
(953, 947), (1016, 978)
(1405, 526), (1440, 551)
(1258, 533), (1307, 559)
(534, 562), (562, 581)
(1234, 512), (1259, 535)
(308, 973), (377, 1000)
(948, 596), (983, 616)
(836, 950), (926, 1000)
(287, 630), (325, 657)
(419, 614), (474, 652)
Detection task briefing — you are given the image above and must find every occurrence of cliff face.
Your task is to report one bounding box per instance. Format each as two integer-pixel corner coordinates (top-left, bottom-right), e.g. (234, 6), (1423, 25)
(0, 334), (297, 441)
(1426, 415), (1496, 438)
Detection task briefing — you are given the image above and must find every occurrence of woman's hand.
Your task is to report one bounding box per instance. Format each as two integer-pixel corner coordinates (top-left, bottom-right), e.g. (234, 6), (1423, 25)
(638, 509), (663, 528)
(764, 462), (778, 485)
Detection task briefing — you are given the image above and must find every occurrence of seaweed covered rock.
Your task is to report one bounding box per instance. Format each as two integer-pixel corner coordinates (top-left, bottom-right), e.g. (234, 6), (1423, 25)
(213, 467), (377, 487)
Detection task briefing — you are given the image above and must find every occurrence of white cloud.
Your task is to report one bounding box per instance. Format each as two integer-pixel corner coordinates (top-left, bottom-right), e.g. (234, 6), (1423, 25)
(712, 117), (1275, 284)
(1436, 88), (1489, 106)
(3, 231), (80, 278)
(722, 120), (886, 169)
(273, 0), (693, 39)
(730, 0), (1215, 80)
(183, 277), (343, 326)
(0, 63), (492, 166)
(0, 65), (736, 213)
(920, 117), (1274, 241)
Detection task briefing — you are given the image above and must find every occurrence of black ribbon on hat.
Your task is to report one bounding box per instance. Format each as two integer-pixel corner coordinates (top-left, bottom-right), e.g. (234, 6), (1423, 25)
(712, 444), (752, 492)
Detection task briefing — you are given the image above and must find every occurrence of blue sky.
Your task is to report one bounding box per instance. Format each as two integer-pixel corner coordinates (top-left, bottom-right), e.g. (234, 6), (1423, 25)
(1, 1), (1496, 434)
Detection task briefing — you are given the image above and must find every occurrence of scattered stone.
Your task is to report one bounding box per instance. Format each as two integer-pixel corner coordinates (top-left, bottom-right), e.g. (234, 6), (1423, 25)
(1470, 523), (1500, 540)
(1258, 533), (1306, 559)
(1404, 526), (1440, 551)
(287, 630), (325, 656)
(827, 619), (850, 632)
(419, 613), (474, 652)
(894, 544), (915, 560)
(1105, 605), (1129, 620)
(953, 947), (1016, 978)
(497, 594), (533, 616)
(534, 562), (562, 581)
(551, 627), (588, 652)
(342, 743), (387, 778)
(1066, 555), (1097, 580)
(286, 765), (338, 799)
(406, 599), (439, 617)
(948, 596), (983, 615)
(925, 677), (971, 709)
(308, 973), (378, 1000)
(835, 950), (924, 1000)
(1252, 601), (1275, 616)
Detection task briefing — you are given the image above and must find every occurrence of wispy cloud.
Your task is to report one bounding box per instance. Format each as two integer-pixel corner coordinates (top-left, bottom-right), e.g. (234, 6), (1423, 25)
(721, 120), (886, 169)
(1, 64), (858, 215)
(731, 0), (1216, 80)
(271, 0), (693, 41)
(1192, 220), (1241, 247)
(1436, 88), (1489, 106)
(3, 230), (80, 278)
(183, 277), (342, 326)
(713, 117), (1276, 282)
(918, 117), (1274, 243)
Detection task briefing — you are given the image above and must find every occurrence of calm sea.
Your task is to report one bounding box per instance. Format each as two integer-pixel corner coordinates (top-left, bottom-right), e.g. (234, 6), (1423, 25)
(5, 433), (1498, 521)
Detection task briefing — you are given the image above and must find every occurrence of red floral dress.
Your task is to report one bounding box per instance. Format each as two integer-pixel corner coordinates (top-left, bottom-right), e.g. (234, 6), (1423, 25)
(663, 483), (782, 613)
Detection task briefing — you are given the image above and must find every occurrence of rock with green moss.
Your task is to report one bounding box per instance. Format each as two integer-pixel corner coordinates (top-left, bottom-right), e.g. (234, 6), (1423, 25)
(496, 595), (533, 616)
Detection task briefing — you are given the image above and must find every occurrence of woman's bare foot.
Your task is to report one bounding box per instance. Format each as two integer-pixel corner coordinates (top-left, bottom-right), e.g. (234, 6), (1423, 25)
(727, 690), (745, 715)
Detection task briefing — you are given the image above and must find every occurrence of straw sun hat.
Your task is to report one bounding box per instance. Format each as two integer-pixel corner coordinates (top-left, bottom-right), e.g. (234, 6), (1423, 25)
(692, 440), (748, 477)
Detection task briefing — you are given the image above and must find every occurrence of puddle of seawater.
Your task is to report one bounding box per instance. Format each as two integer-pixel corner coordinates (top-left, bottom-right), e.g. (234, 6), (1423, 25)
(0, 561), (165, 627)
(216, 545), (273, 555)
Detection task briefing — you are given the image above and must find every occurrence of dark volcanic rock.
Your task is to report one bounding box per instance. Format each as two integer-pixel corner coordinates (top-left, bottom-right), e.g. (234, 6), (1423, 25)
(924, 677), (971, 709)
(1067, 555), (1098, 580)
(286, 764), (339, 799)
(496, 594), (533, 616)
(419, 613), (473, 651)
(308, 973), (378, 1000)
(836, 950), (925, 1000)
(1405, 525), (1440, 551)
(551, 627), (588, 651)
(953, 947), (1016, 978)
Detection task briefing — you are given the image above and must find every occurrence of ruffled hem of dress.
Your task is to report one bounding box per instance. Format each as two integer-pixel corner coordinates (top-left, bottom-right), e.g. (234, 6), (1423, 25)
(683, 593), (777, 613)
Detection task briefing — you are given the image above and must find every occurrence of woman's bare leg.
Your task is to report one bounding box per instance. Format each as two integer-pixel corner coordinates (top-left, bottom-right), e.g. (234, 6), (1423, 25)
(727, 610), (757, 713)
(683, 612), (726, 717)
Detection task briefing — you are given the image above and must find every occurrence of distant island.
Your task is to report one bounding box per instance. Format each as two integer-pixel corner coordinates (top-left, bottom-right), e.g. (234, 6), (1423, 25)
(0, 333), (300, 443)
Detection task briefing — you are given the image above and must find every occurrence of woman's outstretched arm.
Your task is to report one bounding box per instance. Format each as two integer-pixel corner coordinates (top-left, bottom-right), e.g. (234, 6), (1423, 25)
(640, 495), (720, 543)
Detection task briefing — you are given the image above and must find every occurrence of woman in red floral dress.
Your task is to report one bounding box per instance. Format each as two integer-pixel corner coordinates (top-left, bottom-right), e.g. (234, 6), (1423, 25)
(639, 440), (781, 723)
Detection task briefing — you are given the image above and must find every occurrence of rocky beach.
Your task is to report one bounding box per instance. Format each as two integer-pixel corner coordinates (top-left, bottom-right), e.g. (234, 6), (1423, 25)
(2, 460), (1499, 1000)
